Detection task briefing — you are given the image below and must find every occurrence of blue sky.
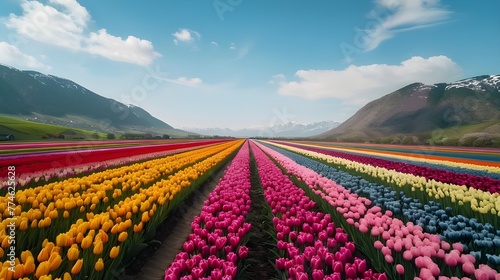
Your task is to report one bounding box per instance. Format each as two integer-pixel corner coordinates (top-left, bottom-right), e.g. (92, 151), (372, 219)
(0, 0), (499, 129)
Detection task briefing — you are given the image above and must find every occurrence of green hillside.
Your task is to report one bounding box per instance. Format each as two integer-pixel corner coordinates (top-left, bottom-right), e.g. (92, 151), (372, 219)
(0, 115), (106, 140)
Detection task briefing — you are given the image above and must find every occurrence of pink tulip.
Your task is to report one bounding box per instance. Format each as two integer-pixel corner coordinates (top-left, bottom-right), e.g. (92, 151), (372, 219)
(237, 246), (248, 259)
(312, 269), (325, 280)
(462, 261), (475, 275)
(345, 263), (357, 278)
(396, 264), (404, 275)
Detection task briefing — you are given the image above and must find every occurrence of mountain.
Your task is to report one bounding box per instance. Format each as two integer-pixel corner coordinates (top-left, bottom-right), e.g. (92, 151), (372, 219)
(186, 121), (340, 138)
(0, 64), (190, 137)
(317, 75), (500, 146)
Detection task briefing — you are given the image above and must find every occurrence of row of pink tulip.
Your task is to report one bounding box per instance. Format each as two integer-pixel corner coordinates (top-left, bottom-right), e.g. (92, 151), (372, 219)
(257, 141), (500, 279)
(250, 141), (387, 280)
(164, 142), (252, 280)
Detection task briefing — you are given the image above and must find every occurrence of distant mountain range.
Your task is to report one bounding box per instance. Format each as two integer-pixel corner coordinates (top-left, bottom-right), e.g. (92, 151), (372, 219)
(0, 64), (190, 137)
(318, 75), (500, 146)
(184, 121), (340, 138)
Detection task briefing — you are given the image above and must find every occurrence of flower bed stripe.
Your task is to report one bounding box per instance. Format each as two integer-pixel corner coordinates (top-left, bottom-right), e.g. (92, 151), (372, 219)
(250, 141), (386, 280)
(261, 142), (500, 267)
(0, 140), (244, 280)
(275, 141), (500, 194)
(255, 140), (500, 279)
(266, 141), (500, 229)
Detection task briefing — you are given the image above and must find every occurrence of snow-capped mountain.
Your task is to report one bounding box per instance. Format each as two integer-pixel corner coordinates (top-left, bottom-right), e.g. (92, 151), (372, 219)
(184, 121), (341, 138)
(0, 64), (179, 134)
(445, 74), (500, 91)
(319, 74), (500, 143)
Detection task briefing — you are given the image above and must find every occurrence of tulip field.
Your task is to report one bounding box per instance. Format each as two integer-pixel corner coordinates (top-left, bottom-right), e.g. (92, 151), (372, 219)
(1, 139), (500, 279)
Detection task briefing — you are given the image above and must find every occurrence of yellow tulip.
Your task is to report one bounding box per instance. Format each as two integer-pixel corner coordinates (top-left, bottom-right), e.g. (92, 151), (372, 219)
(35, 261), (50, 278)
(141, 211), (150, 223)
(133, 222), (143, 233)
(37, 248), (50, 262)
(63, 272), (72, 280)
(109, 246), (120, 259)
(95, 258), (104, 271)
(67, 246), (79, 261)
(49, 254), (62, 272)
(24, 256), (35, 274)
(93, 240), (103, 255)
(56, 234), (70, 247)
(81, 235), (93, 250)
(118, 232), (128, 243)
(71, 259), (83, 274)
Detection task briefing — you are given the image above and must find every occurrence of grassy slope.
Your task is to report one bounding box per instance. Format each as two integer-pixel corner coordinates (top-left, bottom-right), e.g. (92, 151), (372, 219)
(0, 115), (106, 140)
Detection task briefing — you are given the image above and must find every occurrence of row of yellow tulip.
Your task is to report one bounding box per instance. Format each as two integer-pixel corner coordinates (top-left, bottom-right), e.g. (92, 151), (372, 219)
(265, 141), (500, 226)
(291, 142), (500, 174)
(0, 141), (236, 233)
(0, 140), (244, 280)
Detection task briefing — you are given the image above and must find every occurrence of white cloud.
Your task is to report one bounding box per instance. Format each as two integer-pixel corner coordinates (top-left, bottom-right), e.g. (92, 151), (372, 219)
(273, 55), (462, 102)
(362, 0), (452, 51)
(176, 77), (203, 86)
(172, 28), (200, 45)
(4, 0), (160, 66)
(229, 42), (236, 50)
(86, 29), (160, 66)
(0, 42), (50, 70)
(210, 41), (218, 47)
(149, 75), (204, 87)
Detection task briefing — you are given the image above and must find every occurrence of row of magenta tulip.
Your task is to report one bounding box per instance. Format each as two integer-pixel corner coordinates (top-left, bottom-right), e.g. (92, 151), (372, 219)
(164, 141), (252, 280)
(261, 143), (500, 267)
(278, 142), (500, 194)
(250, 141), (387, 280)
(267, 141), (500, 230)
(0, 140), (244, 280)
(256, 141), (500, 279)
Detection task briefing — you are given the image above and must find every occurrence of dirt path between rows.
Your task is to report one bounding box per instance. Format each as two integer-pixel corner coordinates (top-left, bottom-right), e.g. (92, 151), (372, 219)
(117, 159), (233, 280)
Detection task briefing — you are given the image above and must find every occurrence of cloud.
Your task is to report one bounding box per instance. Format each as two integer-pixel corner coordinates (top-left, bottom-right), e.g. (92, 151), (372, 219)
(4, 0), (160, 66)
(362, 0), (452, 51)
(210, 41), (218, 47)
(272, 55), (462, 103)
(176, 77), (203, 86)
(172, 28), (200, 45)
(229, 42), (236, 50)
(149, 75), (204, 87)
(0, 42), (50, 70)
